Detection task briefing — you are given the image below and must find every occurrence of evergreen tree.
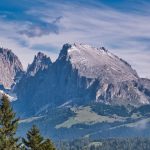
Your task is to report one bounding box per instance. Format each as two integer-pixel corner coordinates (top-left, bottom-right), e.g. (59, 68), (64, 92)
(39, 139), (55, 150)
(0, 95), (19, 150)
(22, 125), (43, 150)
(23, 125), (55, 150)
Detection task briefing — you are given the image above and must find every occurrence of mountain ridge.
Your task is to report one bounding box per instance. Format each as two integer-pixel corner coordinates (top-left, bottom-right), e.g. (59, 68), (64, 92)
(11, 43), (150, 116)
(1, 43), (150, 140)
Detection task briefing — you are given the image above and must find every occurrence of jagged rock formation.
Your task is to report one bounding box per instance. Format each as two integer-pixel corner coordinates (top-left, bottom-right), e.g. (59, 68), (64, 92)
(13, 52), (52, 115)
(27, 52), (52, 76)
(0, 47), (23, 88)
(13, 43), (150, 116)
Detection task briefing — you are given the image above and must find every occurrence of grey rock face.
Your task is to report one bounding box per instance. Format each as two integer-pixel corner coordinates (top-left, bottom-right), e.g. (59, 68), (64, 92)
(0, 47), (23, 88)
(50, 43), (148, 106)
(27, 52), (52, 76)
(59, 43), (138, 82)
(14, 43), (150, 115)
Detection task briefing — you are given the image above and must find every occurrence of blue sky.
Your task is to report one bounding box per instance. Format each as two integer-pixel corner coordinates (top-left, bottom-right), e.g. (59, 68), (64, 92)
(0, 0), (150, 78)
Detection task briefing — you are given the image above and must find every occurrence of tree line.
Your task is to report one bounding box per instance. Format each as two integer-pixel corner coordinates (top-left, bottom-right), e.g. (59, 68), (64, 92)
(58, 137), (150, 150)
(0, 95), (56, 150)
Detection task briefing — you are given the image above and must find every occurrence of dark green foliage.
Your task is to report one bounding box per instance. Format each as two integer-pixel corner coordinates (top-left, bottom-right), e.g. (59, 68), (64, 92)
(92, 103), (130, 117)
(97, 138), (150, 150)
(92, 103), (150, 118)
(39, 139), (56, 150)
(131, 105), (150, 116)
(23, 125), (55, 150)
(22, 125), (43, 150)
(57, 138), (90, 150)
(0, 95), (19, 150)
(59, 137), (150, 150)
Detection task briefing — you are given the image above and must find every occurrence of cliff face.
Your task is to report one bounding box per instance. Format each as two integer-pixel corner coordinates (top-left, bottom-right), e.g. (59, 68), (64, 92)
(0, 47), (23, 88)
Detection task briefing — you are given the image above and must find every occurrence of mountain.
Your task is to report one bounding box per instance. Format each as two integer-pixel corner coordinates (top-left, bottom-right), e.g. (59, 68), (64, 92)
(0, 47), (23, 88)
(1, 44), (150, 140)
(0, 43), (148, 140)
(14, 43), (150, 116)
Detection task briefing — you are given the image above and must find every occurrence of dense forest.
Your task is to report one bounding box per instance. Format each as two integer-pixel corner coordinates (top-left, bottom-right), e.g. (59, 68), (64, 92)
(58, 137), (150, 150)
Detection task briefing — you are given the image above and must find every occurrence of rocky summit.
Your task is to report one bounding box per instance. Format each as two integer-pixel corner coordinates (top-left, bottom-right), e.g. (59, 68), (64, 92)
(27, 52), (52, 77)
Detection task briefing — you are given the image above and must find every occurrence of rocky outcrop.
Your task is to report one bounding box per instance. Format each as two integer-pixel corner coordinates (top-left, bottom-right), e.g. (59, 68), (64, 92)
(27, 52), (52, 76)
(0, 47), (23, 88)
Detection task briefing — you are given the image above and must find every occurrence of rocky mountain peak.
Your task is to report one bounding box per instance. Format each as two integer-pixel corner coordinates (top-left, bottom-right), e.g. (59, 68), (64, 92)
(27, 52), (52, 76)
(58, 43), (138, 82)
(36, 52), (46, 60)
(0, 47), (23, 88)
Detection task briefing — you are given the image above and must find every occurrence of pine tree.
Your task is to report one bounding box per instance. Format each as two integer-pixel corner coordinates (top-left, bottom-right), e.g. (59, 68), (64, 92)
(39, 139), (56, 150)
(0, 95), (19, 150)
(22, 125), (43, 150)
(23, 125), (56, 150)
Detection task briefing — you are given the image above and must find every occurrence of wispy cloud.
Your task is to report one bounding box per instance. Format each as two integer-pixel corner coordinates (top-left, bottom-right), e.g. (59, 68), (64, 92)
(18, 20), (59, 37)
(0, 0), (149, 78)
